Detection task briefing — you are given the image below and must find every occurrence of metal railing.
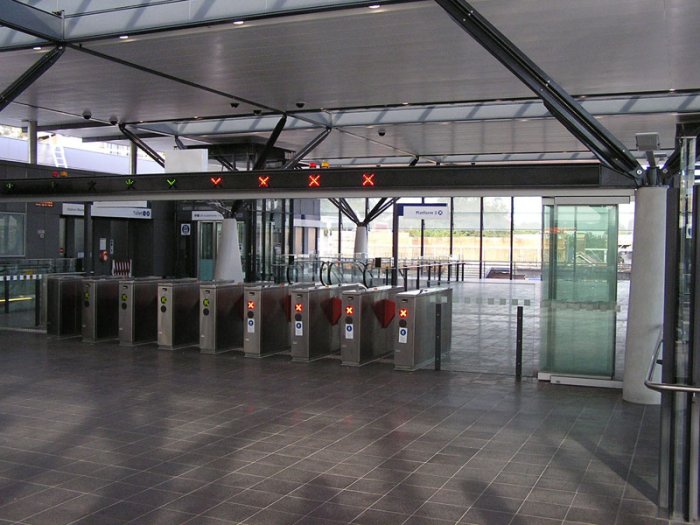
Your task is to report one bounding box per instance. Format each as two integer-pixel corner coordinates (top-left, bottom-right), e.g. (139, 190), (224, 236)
(645, 337), (699, 522)
(397, 261), (466, 291)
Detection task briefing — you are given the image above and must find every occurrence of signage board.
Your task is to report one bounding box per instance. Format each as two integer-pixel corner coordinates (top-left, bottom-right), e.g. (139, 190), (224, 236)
(398, 203), (449, 219)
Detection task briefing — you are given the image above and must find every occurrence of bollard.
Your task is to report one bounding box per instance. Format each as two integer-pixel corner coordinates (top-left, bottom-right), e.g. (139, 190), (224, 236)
(3, 278), (8, 314)
(435, 303), (442, 371)
(515, 305), (523, 381)
(35, 277), (41, 326)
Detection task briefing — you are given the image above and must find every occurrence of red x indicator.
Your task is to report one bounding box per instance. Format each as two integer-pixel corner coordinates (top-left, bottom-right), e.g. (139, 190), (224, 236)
(308, 174), (321, 188)
(345, 306), (354, 316)
(210, 176), (223, 187)
(258, 176), (270, 188)
(247, 300), (256, 310)
(399, 308), (409, 318)
(295, 303), (303, 312)
(362, 173), (375, 187)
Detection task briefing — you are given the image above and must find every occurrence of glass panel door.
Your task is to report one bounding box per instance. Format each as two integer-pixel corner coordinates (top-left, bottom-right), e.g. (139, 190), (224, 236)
(541, 204), (618, 378)
(197, 221), (220, 281)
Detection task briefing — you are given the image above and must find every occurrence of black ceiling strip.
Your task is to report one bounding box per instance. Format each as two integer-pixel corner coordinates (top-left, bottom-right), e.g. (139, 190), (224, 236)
(0, 46), (64, 113)
(118, 123), (165, 167)
(253, 114), (288, 170)
(433, 0), (644, 185)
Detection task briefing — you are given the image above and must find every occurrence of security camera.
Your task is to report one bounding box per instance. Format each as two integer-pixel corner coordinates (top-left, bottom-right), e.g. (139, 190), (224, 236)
(378, 128), (386, 137)
(253, 109), (262, 116)
(82, 109), (92, 120)
(109, 115), (118, 125)
(296, 101), (305, 109)
(230, 102), (239, 108)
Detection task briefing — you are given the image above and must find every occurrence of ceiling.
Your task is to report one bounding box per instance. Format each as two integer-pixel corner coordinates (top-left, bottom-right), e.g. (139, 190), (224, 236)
(1, 0), (699, 170)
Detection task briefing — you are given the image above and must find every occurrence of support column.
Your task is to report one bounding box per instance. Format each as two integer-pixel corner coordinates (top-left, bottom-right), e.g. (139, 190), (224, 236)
(354, 225), (368, 259)
(130, 142), (137, 175)
(623, 187), (665, 404)
(214, 219), (244, 282)
(83, 203), (93, 274)
(28, 120), (37, 164)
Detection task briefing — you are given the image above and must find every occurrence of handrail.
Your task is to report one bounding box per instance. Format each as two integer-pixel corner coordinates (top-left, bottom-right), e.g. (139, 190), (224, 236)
(645, 334), (700, 394)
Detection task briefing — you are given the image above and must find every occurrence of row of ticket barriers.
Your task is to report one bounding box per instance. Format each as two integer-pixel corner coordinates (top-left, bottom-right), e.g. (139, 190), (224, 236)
(45, 276), (452, 371)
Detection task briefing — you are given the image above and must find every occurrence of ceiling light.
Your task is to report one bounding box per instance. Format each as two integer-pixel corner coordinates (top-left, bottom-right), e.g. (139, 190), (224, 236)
(369, 4), (381, 9)
(119, 35), (129, 40)
(33, 46), (42, 51)
(233, 20), (245, 25)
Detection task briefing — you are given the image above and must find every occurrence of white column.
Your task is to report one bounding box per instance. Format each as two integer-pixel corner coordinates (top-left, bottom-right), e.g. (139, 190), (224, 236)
(623, 186), (665, 404)
(214, 219), (244, 282)
(353, 225), (368, 259)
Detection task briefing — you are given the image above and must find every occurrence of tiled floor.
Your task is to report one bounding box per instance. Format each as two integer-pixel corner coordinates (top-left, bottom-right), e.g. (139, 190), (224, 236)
(0, 330), (677, 524)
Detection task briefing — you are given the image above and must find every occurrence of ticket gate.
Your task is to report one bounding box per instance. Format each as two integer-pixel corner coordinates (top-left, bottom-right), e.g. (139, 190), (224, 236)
(393, 288), (453, 371)
(199, 282), (245, 354)
(290, 284), (363, 362)
(243, 283), (291, 358)
(157, 279), (200, 350)
(82, 277), (120, 343)
(118, 278), (160, 346)
(46, 275), (82, 337)
(340, 286), (402, 366)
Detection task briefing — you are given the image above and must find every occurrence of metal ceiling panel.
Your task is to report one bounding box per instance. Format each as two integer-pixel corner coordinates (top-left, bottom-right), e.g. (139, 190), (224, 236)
(2, 47), (235, 126)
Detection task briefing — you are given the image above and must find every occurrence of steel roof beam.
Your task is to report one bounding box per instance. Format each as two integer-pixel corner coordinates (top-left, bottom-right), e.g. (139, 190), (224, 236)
(0, 46), (64, 113)
(118, 123), (165, 168)
(283, 127), (332, 169)
(0, 1), (63, 42)
(252, 114), (288, 170)
(434, 0), (644, 185)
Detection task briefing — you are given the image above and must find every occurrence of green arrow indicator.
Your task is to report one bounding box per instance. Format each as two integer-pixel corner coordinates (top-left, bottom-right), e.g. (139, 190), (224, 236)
(166, 178), (177, 188)
(126, 178), (135, 188)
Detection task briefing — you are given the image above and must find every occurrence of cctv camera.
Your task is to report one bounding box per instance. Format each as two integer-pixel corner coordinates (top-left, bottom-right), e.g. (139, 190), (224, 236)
(230, 102), (239, 108)
(296, 101), (305, 109)
(378, 128), (386, 137)
(82, 109), (92, 120)
(253, 109), (262, 116)
(109, 116), (118, 125)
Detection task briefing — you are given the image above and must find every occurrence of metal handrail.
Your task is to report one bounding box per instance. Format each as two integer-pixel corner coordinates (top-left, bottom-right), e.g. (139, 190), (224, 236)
(645, 335), (700, 394)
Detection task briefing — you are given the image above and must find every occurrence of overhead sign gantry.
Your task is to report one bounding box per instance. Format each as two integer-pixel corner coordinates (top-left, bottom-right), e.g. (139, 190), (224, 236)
(0, 161), (634, 203)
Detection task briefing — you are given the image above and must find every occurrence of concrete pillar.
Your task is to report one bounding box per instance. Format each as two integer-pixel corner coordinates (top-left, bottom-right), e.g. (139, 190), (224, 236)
(623, 186), (665, 404)
(130, 142), (138, 174)
(354, 225), (368, 259)
(214, 219), (244, 282)
(28, 120), (37, 164)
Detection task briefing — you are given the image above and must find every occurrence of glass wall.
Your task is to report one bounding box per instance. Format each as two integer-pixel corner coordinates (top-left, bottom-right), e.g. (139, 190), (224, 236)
(513, 197), (543, 278)
(0, 212), (25, 257)
(482, 197), (512, 277)
(421, 197), (451, 259)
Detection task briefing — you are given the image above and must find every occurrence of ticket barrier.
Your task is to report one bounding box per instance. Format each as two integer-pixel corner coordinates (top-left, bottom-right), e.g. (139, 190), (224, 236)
(118, 277), (161, 346)
(393, 288), (452, 371)
(243, 283), (291, 358)
(157, 279), (199, 350)
(199, 281), (245, 354)
(340, 286), (403, 366)
(46, 275), (83, 337)
(290, 284), (363, 362)
(82, 277), (120, 343)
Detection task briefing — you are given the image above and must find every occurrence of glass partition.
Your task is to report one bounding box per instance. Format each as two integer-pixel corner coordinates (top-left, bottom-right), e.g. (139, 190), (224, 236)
(541, 202), (619, 377)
